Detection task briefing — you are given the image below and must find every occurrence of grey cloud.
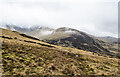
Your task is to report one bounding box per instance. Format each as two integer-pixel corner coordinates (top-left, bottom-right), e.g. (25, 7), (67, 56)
(0, 0), (118, 37)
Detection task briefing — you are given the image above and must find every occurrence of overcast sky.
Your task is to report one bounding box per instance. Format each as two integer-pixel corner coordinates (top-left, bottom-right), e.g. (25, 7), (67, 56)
(0, 0), (119, 37)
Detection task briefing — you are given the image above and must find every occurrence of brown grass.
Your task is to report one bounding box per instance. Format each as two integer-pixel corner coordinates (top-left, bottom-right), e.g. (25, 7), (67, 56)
(1, 28), (120, 75)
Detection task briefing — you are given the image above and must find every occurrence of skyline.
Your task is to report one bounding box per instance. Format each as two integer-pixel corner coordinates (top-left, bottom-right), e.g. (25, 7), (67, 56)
(0, 0), (118, 37)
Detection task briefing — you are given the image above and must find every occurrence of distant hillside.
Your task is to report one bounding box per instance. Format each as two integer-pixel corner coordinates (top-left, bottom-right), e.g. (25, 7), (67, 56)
(97, 36), (118, 44)
(1, 28), (120, 75)
(42, 27), (119, 58)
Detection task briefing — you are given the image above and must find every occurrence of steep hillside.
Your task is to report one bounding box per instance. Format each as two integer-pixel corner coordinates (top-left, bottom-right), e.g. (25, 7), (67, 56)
(42, 27), (119, 58)
(2, 25), (119, 58)
(1, 28), (120, 75)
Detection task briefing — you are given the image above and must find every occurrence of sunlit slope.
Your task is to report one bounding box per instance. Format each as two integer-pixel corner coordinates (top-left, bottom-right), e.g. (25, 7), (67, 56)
(1, 28), (120, 75)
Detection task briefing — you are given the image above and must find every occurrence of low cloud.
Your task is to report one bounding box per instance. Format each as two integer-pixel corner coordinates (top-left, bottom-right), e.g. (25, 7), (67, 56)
(0, 0), (118, 37)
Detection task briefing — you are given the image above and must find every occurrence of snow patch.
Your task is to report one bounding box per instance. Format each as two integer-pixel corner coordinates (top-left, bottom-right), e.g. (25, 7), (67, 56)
(65, 30), (76, 33)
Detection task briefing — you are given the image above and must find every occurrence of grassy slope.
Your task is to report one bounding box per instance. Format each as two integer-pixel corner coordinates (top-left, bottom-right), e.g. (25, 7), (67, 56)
(1, 28), (120, 75)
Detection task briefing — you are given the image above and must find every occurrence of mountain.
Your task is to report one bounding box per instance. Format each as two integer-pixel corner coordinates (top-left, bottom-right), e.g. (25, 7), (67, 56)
(2, 25), (119, 58)
(3, 25), (54, 38)
(1, 28), (120, 75)
(42, 27), (119, 58)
